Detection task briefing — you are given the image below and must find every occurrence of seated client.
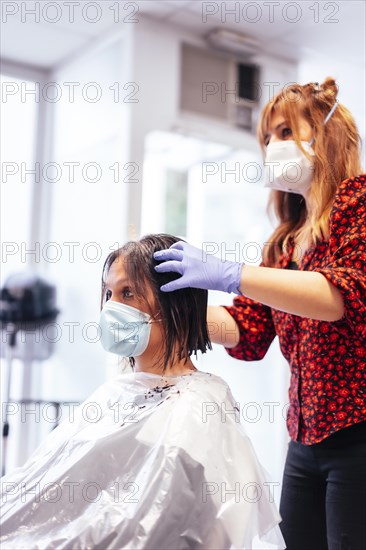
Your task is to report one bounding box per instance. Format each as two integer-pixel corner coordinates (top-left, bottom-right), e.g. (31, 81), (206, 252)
(0, 234), (285, 550)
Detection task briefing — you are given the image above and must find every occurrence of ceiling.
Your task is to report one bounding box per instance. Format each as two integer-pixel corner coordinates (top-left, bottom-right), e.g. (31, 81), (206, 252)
(0, 1), (364, 71)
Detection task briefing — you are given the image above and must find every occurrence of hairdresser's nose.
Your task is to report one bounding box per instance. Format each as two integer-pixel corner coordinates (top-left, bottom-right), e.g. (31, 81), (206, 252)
(265, 135), (279, 148)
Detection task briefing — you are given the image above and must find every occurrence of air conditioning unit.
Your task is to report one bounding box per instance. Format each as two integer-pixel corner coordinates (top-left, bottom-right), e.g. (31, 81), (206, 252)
(206, 28), (260, 57)
(180, 42), (261, 132)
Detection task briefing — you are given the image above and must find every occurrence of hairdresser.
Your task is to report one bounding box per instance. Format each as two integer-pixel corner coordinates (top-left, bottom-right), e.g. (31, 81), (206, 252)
(153, 78), (366, 550)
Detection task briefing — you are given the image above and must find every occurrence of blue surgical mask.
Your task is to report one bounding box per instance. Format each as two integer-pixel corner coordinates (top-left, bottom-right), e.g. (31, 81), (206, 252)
(99, 300), (161, 357)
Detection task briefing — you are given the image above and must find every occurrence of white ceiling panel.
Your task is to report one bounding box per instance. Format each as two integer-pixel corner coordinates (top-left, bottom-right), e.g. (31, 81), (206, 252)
(184, 0), (365, 64)
(167, 8), (221, 35)
(0, 0), (363, 70)
(0, 19), (89, 69)
(135, 1), (187, 18)
(44, 4), (118, 38)
(1, 0), (115, 38)
(278, 2), (365, 65)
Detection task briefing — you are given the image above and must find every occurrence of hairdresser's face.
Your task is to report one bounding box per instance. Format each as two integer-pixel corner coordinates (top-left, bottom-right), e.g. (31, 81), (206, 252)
(103, 258), (164, 359)
(264, 108), (313, 146)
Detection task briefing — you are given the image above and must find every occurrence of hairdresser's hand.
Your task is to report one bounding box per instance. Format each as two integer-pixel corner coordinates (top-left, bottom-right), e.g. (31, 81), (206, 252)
(153, 241), (243, 293)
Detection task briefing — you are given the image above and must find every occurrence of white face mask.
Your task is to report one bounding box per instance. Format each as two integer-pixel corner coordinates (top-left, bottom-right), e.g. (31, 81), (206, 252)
(263, 140), (315, 196)
(263, 99), (339, 197)
(99, 300), (161, 357)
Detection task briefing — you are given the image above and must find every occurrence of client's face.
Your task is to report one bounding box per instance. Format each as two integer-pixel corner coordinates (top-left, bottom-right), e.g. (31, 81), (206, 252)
(104, 256), (165, 362)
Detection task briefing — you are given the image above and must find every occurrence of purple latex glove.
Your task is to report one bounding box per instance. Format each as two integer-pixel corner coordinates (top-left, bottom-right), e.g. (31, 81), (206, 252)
(153, 241), (243, 293)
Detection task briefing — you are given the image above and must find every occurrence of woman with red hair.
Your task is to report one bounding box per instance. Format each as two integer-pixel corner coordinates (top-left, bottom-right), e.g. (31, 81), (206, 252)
(154, 78), (366, 550)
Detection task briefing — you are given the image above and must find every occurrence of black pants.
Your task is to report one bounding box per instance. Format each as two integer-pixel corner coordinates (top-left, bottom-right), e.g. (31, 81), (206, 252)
(279, 422), (366, 550)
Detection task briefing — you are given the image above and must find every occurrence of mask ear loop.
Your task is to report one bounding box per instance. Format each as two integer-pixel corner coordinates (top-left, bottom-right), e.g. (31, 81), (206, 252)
(148, 311), (163, 324)
(323, 98), (339, 125)
(308, 99), (339, 147)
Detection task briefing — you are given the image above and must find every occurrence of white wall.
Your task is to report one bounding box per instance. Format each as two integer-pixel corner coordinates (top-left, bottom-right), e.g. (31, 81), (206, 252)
(38, 32), (133, 404)
(299, 55), (365, 168)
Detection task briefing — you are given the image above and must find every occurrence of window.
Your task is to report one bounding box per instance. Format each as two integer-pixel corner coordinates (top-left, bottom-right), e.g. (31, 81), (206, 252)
(0, 74), (37, 281)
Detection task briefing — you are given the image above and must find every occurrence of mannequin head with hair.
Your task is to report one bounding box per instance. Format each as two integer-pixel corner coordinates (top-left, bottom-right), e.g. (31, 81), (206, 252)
(257, 77), (363, 267)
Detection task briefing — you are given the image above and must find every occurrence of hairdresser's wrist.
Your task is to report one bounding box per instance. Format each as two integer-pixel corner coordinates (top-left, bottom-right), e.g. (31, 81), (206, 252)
(221, 260), (244, 295)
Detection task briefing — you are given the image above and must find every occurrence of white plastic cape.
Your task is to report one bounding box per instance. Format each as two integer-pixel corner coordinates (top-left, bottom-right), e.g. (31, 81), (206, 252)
(1, 370), (286, 549)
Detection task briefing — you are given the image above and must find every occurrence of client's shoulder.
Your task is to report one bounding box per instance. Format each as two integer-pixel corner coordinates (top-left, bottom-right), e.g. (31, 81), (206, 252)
(191, 370), (230, 385)
(179, 370), (232, 400)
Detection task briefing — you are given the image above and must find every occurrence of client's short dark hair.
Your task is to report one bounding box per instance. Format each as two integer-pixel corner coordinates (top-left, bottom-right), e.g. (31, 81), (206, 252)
(101, 233), (212, 371)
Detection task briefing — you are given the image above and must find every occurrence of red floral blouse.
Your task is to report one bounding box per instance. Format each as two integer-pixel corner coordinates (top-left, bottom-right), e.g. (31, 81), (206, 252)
(224, 174), (366, 445)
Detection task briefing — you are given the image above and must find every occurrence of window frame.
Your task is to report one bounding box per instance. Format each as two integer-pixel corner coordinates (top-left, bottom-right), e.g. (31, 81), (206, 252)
(1, 59), (55, 271)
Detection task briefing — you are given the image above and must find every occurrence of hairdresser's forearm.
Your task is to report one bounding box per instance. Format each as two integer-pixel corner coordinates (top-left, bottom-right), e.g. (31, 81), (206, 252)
(239, 265), (344, 322)
(207, 306), (240, 348)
